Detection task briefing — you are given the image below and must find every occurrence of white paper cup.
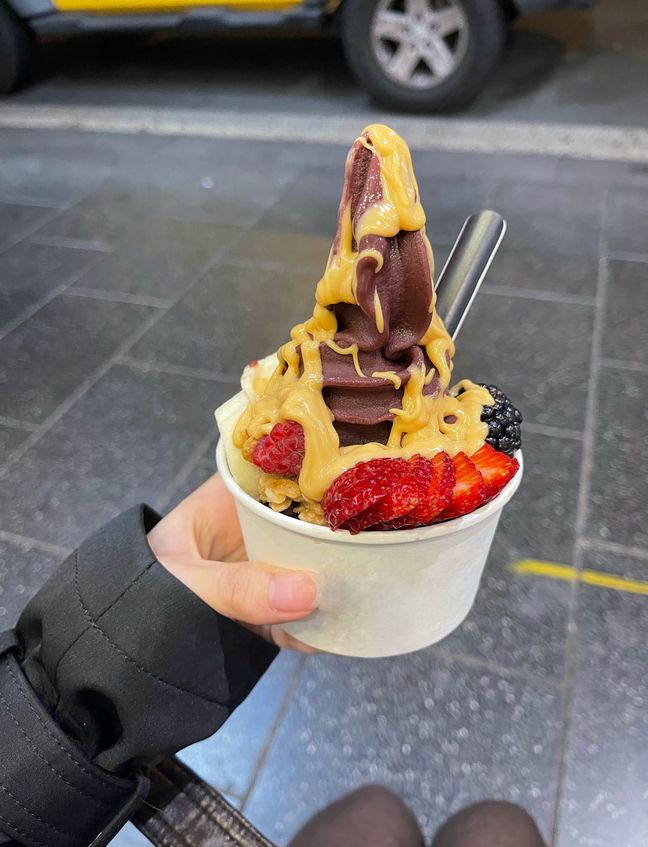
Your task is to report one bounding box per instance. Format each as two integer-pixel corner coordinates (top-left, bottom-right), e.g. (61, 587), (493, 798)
(216, 440), (523, 658)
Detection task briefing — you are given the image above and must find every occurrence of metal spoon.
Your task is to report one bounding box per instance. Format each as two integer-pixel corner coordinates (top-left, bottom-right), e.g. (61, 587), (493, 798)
(434, 210), (507, 340)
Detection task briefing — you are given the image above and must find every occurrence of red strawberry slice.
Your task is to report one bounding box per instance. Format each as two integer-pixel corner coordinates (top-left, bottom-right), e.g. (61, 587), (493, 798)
(470, 443), (519, 500)
(322, 457), (406, 532)
(376, 452), (455, 530)
(437, 452), (487, 521)
(251, 420), (305, 477)
(344, 459), (423, 533)
(322, 452), (455, 533)
(408, 452), (455, 525)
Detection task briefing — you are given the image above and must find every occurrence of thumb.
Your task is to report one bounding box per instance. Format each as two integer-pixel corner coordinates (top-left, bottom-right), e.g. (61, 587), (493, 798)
(156, 554), (319, 626)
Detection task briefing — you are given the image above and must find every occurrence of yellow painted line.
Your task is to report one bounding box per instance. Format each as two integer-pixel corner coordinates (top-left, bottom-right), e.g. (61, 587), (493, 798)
(512, 559), (648, 597)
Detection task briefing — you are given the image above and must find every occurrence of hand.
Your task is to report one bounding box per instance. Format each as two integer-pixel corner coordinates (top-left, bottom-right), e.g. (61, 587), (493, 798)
(147, 473), (319, 652)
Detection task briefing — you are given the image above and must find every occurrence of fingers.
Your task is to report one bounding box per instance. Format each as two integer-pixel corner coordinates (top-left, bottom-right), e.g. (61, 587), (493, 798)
(267, 626), (321, 653)
(149, 473), (243, 562)
(241, 623), (321, 653)
(157, 554), (318, 626)
(188, 474), (244, 560)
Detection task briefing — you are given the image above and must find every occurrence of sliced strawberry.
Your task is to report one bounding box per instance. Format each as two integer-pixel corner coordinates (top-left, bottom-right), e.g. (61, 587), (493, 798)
(375, 452), (455, 530)
(437, 452), (487, 521)
(322, 452), (455, 533)
(322, 458), (401, 531)
(470, 443), (519, 500)
(408, 452), (455, 524)
(251, 420), (305, 477)
(344, 460), (422, 533)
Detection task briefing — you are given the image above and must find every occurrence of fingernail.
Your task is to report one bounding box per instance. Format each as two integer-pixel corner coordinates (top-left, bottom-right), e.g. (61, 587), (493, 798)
(269, 573), (318, 613)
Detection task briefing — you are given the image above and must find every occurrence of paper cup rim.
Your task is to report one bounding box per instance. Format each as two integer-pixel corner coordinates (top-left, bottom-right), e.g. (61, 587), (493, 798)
(216, 439), (523, 546)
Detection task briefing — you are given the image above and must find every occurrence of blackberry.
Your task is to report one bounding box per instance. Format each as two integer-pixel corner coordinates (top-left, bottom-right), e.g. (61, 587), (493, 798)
(479, 384), (522, 456)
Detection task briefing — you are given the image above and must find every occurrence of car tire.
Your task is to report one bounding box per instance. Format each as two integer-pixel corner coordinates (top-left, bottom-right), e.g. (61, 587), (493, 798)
(341, 0), (506, 112)
(0, 2), (33, 94)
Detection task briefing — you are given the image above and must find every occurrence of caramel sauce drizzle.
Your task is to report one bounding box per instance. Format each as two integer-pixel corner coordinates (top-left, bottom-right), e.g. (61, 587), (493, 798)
(234, 124), (491, 503)
(325, 339), (365, 378)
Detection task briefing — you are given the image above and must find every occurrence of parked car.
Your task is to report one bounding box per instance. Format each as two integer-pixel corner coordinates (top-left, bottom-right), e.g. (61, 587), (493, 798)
(0, 0), (593, 110)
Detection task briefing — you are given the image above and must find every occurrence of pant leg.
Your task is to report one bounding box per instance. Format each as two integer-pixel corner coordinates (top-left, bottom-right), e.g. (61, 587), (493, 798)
(431, 801), (547, 847)
(288, 785), (425, 847)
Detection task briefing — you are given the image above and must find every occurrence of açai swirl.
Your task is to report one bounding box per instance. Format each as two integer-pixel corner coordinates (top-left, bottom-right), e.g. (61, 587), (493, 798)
(233, 124), (492, 506)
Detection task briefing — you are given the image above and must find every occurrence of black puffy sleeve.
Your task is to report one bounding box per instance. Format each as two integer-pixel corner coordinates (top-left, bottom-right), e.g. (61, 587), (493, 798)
(0, 505), (277, 846)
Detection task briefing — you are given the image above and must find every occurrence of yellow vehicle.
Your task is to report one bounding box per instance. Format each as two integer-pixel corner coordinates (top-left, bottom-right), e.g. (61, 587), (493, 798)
(0, 0), (593, 111)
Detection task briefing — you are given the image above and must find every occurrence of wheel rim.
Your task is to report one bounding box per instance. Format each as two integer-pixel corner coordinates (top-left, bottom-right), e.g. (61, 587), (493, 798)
(370, 0), (468, 90)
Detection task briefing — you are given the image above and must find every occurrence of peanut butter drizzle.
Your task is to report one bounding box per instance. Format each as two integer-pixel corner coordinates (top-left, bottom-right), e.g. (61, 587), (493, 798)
(234, 124), (492, 504)
(372, 371), (402, 389)
(373, 289), (385, 333)
(325, 339), (365, 378)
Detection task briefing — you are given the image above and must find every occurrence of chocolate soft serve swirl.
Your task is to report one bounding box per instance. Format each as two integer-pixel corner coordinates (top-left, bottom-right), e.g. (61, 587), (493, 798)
(234, 124), (492, 506)
(322, 132), (442, 446)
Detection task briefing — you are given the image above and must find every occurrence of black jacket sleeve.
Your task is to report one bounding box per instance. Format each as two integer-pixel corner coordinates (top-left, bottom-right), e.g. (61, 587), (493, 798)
(0, 505), (278, 847)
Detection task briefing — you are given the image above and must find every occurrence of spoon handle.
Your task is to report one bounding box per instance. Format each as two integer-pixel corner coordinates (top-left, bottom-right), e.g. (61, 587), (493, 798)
(434, 210), (507, 340)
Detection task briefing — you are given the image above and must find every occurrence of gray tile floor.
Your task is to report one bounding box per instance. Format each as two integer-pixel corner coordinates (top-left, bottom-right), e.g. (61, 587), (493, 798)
(0, 128), (647, 847)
